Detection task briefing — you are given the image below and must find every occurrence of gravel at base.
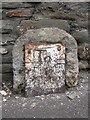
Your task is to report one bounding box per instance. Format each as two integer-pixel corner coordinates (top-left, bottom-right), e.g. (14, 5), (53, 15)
(2, 71), (89, 118)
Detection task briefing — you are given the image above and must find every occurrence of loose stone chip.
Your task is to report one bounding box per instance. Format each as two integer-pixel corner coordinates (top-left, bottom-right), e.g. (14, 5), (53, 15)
(66, 91), (78, 100)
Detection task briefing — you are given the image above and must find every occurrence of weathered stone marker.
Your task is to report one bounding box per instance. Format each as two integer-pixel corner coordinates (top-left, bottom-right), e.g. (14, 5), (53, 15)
(13, 28), (78, 97)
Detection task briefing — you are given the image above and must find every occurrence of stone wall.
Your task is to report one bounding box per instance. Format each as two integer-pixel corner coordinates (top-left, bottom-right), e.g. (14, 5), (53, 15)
(0, 2), (89, 90)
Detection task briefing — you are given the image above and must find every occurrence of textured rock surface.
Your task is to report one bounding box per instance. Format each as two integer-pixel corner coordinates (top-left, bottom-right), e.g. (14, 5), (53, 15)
(17, 19), (70, 35)
(1, 20), (20, 34)
(0, 64), (13, 73)
(5, 8), (34, 18)
(40, 11), (87, 21)
(25, 43), (65, 96)
(72, 29), (89, 43)
(13, 28), (78, 95)
(2, 34), (17, 43)
(2, 2), (34, 9)
(79, 60), (90, 70)
(78, 43), (90, 60)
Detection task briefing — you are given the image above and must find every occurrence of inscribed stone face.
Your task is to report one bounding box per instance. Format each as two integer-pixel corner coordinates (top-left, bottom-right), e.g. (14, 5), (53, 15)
(25, 43), (65, 96)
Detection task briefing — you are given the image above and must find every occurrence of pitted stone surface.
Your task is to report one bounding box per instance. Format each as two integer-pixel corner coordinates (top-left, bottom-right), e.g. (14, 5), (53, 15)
(25, 43), (65, 96)
(13, 28), (78, 95)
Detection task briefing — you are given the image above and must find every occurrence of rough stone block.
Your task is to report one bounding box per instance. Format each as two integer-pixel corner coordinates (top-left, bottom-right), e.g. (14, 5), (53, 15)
(5, 8), (34, 18)
(72, 29), (89, 43)
(79, 60), (90, 70)
(2, 56), (12, 64)
(65, 2), (88, 13)
(17, 19), (70, 35)
(78, 43), (90, 60)
(2, 2), (34, 9)
(0, 20), (20, 34)
(1, 34), (17, 44)
(1, 73), (13, 82)
(36, 2), (62, 11)
(40, 11), (87, 21)
(76, 20), (88, 29)
(0, 64), (12, 73)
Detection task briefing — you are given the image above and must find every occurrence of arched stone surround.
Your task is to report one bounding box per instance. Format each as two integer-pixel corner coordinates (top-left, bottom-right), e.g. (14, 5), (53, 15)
(13, 28), (78, 95)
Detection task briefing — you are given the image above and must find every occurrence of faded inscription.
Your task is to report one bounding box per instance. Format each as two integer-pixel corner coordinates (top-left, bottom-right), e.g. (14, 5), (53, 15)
(25, 43), (65, 96)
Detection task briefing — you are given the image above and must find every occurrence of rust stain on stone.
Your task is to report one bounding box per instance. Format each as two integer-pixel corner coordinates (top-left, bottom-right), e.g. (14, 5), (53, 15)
(25, 43), (65, 96)
(6, 11), (27, 17)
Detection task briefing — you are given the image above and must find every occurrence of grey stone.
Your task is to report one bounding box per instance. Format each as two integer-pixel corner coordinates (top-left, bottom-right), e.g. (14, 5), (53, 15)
(17, 19), (70, 35)
(0, 20), (20, 34)
(32, 13), (48, 20)
(1, 73), (13, 82)
(2, 56), (12, 64)
(1, 34), (17, 44)
(1, 29), (12, 34)
(66, 3), (88, 13)
(0, 41), (7, 46)
(76, 20), (88, 29)
(0, 90), (8, 96)
(0, 3), (2, 9)
(6, 44), (13, 52)
(40, 10), (87, 21)
(72, 29), (89, 43)
(0, 64), (12, 73)
(0, 47), (8, 55)
(0, 9), (2, 20)
(1, 20), (14, 33)
(36, 2), (62, 11)
(1, 50), (12, 59)
(0, 45), (13, 63)
(66, 91), (77, 100)
(79, 60), (90, 70)
(78, 43), (90, 60)
(13, 28), (78, 95)
(34, 3), (88, 21)
(0, 54), (1, 64)
(0, 45), (13, 59)
(2, 2), (34, 9)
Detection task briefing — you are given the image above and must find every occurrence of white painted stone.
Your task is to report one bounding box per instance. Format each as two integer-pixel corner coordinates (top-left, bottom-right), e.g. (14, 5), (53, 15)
(25, 43), (65, 96)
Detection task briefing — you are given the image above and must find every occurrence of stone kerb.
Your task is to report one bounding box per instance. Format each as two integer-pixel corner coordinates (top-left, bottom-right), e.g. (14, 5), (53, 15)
(13, 28), (78, 95)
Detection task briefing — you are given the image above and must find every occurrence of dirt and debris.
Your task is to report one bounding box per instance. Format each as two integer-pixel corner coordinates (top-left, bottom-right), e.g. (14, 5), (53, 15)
(31, 102), (37, 108)
(2, 71), (89, 118)
(66, 91), (78, 100)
